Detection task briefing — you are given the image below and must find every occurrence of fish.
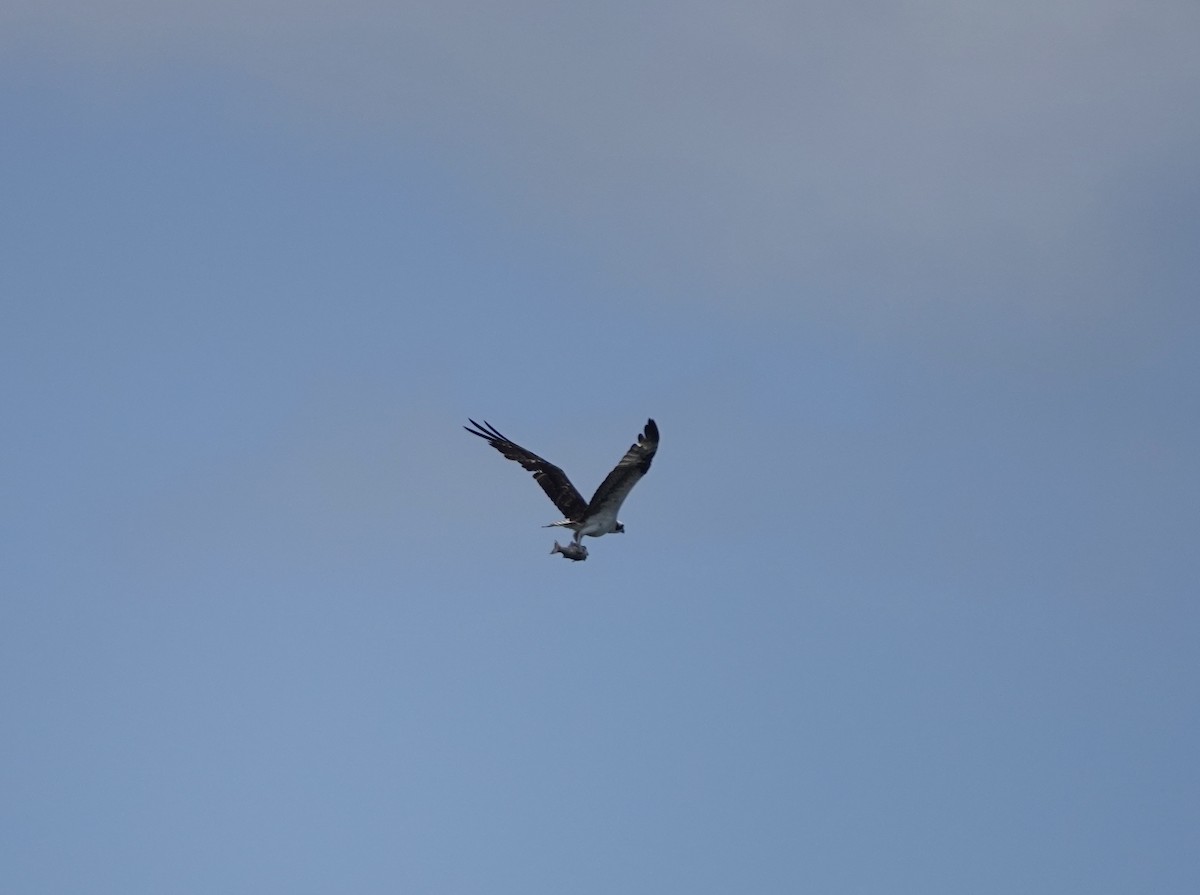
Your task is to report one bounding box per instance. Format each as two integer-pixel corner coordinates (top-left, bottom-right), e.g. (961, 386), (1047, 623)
(551, 541), (589, 561)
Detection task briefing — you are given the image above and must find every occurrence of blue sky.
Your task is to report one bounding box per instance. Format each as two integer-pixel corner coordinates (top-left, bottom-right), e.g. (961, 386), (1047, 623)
(3, 2), (1199, 892)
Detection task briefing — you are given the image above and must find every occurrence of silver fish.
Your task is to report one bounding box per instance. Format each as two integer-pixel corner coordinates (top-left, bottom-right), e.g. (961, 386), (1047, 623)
(551, 541), (589, 561)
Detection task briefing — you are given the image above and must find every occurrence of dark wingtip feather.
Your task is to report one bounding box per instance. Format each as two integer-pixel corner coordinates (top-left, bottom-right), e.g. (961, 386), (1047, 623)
(464, 419), (490, 439)
(464, 419), (510, 444)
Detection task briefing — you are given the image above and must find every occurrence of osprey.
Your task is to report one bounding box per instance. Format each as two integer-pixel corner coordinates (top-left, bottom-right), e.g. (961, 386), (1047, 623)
(464, 418), (660, 560)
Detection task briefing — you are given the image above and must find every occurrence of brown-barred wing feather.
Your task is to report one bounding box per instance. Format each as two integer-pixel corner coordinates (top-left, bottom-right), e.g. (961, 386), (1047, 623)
(463, 419), (589, 521)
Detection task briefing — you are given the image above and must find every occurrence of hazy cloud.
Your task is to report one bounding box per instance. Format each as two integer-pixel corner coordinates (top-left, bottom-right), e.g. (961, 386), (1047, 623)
(8, 1), (1199, 325)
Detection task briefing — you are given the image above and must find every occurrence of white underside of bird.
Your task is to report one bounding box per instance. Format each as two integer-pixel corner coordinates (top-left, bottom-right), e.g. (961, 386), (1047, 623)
(544, 504), (621, 543)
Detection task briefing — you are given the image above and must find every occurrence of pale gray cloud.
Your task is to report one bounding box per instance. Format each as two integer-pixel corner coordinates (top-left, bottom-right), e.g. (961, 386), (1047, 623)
(9, 1), (1199, 327)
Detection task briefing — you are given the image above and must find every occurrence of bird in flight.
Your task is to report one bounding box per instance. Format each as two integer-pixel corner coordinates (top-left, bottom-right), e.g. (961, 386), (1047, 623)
(464, 418), (660, 561)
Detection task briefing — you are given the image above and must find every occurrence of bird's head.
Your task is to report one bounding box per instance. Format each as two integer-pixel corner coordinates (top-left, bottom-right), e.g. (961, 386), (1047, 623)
(614, 522), (626, 534)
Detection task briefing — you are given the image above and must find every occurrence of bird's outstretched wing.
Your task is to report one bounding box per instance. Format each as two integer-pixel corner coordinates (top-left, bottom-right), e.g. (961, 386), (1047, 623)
(464, 419), (589, 521)
(586, 419), (659, 515)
